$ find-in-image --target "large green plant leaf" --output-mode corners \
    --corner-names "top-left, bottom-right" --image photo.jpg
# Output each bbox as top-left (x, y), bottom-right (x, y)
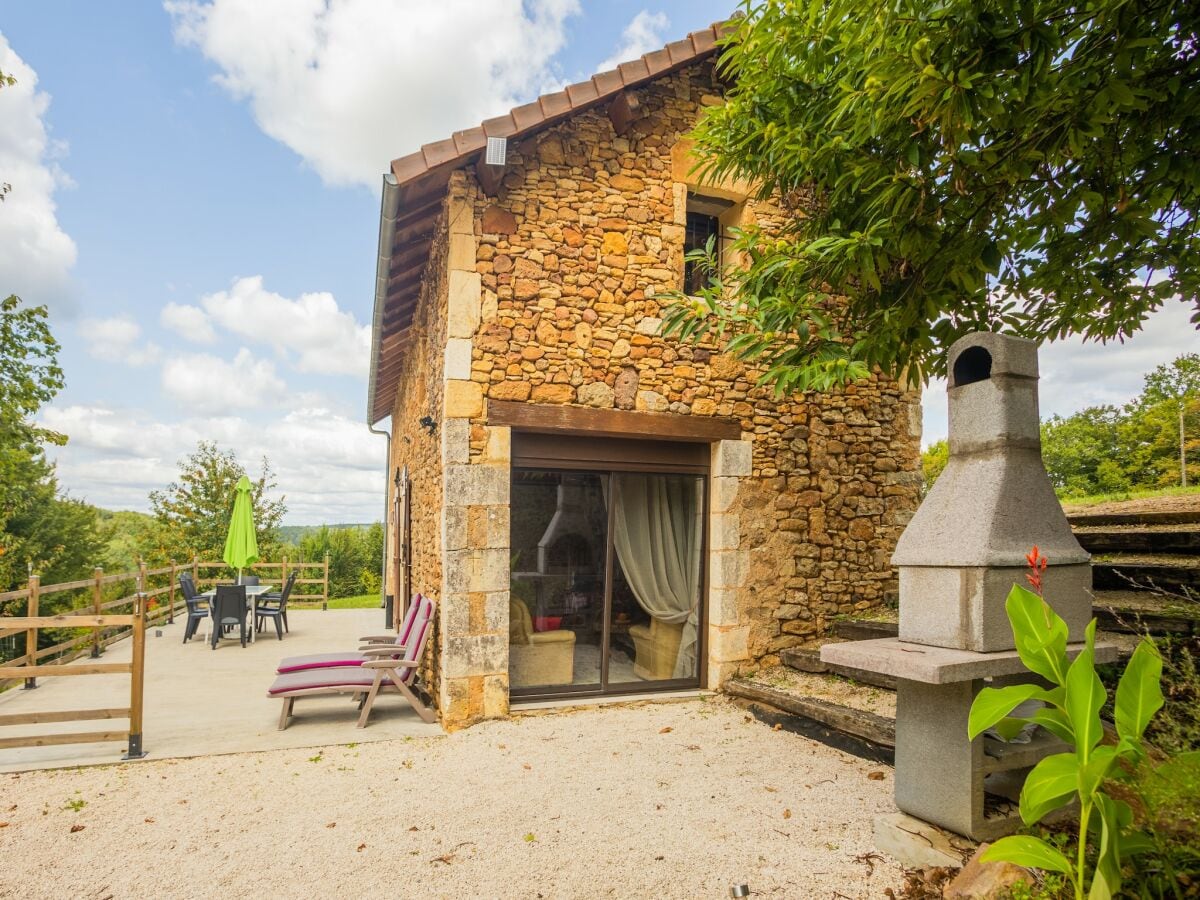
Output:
top-left (1114, 638), bottom-right (1164, 745)
top-left (1005, 585), bottom-right (1070, 686)
top-left (967, 683), bottom-right (1049, 739)
top-left (1020, 752), bottom-right (1079, 825)
top-left (1065, 620), bottom-right (1105, 756)
top-left (1079, 745), bottom-right (1118, 798)
top-left (980, 835), bottom-right (1073, 875)
top-left (1089, 793), bottom-right (1132, 899)
top-left (1030, 707), bottom-right (1075, 744)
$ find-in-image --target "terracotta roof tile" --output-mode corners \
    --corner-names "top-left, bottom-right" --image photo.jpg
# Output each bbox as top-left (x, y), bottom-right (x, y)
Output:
top-left (564, 79), bottom-right (600, 106)
top-left (480, 113), bottom-right (518, 137)
top-left (591, 68), bottom-right (624, 95)
top-left (452, 127), bottom-right (485, 155)
top-left (643, 48), bottom-right (674, 76)
top-left (617, 59), bottom-right (651, 83)
top-left (510, 100), bottom-right (545, 131)
top-left (539, 90), bottom-right (572, 118)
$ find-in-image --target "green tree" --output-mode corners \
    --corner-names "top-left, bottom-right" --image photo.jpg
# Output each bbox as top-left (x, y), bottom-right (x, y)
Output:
top-left (665, 1), bottom-right (1200, 392)
top-left (148, 441), bottom-right (286, 564)
top-left (920, 440), bottom-right (948, 494)
top-left (1138, 353), bottom-right (1200, 487)
top-left (1041, 406), bottom-right (1131, 496)
top-left (0, 295), bottom-right (98, 591)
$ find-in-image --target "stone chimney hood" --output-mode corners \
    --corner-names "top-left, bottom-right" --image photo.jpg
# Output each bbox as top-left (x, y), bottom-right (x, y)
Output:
top-left (894, 332), bottom-right (1087, 569)
top-left (892, 332), bottom-right (1091, 651)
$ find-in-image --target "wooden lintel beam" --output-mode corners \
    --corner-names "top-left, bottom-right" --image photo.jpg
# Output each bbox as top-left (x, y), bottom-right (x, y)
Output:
top-left (486, 400), bottom-right (741, 442)
top-left (475, 156), bottom-right (504, 197)
top-left (608, 90), bottom-right (641, 136)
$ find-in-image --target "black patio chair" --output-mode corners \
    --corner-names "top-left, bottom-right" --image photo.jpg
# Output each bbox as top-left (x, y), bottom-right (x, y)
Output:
top-left (238, 574), bottom-right (260, 586)
top-left (180, 573), bottom-right (209, 644)
top-left (211, 585), bottom-right (248, 649)
top-left (256, 571), bottom-right (296, 640)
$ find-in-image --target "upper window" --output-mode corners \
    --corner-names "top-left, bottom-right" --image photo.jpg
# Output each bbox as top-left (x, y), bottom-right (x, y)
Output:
top-left (683, 193), bottom-right (734, 295)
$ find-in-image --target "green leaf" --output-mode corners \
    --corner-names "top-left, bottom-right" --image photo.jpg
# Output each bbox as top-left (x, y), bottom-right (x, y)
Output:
top-left (968, 683), bottom-right (1047, 739)
top-left (1065, 620), bottom-right (1106, 756)
top-left (1019, 753), bottom-right (1079, 825)
top-left (1006, 585), bottom-right (1070, 685)
top-left (980, 835), bottom-right (1073, 875)
top-left (1114, 639), bottom-right (1164, 745)
top-left (1079, 745), bottom-right (1118, 798)
top-left (1089, 793), bottom-right (1129, 899)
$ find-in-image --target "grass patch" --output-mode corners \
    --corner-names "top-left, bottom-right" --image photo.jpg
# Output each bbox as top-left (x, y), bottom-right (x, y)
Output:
top-left (326, 594), bottom-right (381, 609)
top-left (1061, 483), bottom-right (1200, 508)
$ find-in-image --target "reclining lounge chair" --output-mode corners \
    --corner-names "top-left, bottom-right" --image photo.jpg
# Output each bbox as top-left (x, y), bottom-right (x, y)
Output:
top-left (275, 594), bottom-right (429, 674)
top-left (268, 597), bottom-right (436, 729)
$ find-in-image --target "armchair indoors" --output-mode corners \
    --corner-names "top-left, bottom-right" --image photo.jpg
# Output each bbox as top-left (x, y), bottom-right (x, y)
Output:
top-left (509, 598), bottom-right (575, 687)
top-left (629, 617), bottom-right (684, 681)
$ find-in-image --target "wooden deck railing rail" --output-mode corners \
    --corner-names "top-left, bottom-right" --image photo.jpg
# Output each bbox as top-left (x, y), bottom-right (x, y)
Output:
top-left (0, 593), bottom-right (147, 759)
top-left (0, 555), bottom-right (330, 695)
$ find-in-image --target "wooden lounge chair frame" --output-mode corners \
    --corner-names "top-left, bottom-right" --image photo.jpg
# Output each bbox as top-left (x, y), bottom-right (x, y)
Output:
top-left (270, 598), bottom-right (437, 730)
top-left (274, 650), bottom-right (436, 729)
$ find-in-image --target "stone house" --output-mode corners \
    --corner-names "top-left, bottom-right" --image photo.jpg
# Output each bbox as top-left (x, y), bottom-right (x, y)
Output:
top-left (366, 23), bottom-right (923, 729)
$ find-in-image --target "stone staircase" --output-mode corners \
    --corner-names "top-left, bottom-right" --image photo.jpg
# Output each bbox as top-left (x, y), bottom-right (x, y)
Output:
top-left (1069, 508), bottom-right (1200, 636)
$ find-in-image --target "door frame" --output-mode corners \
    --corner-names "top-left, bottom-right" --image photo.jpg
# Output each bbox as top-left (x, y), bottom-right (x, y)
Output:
top-left (507, 442), bottom-right (710, 701)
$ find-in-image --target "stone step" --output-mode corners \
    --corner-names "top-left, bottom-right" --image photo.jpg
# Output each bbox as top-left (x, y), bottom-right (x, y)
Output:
top-left (1067, 509), bottom-right (1200, 527)
top-left (832, 618), bottom-right (898, 641)
top-left (780, 647), bottom-right (898, 690)
top-left (726, 678), bottom-right (896, 749)
top-left (1073, 524), bottom-right (1200, 554)
top-left (1092, 554), bottom-right (1200, 593)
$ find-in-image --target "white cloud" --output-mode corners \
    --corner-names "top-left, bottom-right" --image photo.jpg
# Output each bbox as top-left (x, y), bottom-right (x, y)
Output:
top-left (921, 303), bottom-right (1200, 445)
top-left (161, 301), bottom-right (217, 343)
top-left (0, 34), bottom-right (78, 315)
top-left (79, 316), bottom-right (161, 366)
top-left (595, 10), bottom-right (670, 73)
top-left (196, 275), bottom-right (369, 376)
top-left (165, 0), bottom-right (580, 188)
top-left (40, 403), bottom-right (385, 523)
top-left (161, 347), bottom-right (287, 414)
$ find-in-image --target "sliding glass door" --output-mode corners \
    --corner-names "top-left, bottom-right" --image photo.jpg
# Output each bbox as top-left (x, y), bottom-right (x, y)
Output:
top-left (509, 466), bottom-right (706, 699)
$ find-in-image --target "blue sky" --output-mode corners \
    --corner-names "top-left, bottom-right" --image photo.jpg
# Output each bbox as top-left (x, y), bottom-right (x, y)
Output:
top-left (1, 1), bottom-right (1196, 524)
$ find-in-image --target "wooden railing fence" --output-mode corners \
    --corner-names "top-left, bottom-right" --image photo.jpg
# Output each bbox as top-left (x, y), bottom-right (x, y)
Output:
top-left (0, 555), bottom-right (329, 693)
top-left (0, 590), bottom-right (147, 758)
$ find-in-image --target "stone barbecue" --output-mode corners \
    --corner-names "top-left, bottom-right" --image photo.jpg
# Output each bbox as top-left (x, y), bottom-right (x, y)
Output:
top-left (824, 332), bottom-right (1116, 839)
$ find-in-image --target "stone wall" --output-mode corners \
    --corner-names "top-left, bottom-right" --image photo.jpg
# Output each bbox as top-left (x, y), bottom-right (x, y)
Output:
top-left (458, 62), bottom-right (923, 691)
top-left (387, 200), bottom-right (450, 702)
top-left (387, 63), bottom-right (922, 729)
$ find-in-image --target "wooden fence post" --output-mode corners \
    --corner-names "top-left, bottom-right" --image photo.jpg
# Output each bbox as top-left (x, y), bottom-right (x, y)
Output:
top-left (192, 556), bottom-right (199, 589)
top-left (281, 556), bottom-right (288, 595)
top-left (322, 554), bottom-right (329, 611)
top-left (124, 591), bottom-right (147, 759)
top-left (24, 573), bottom-right (39, 689)
top-left (168, 560), bottom-right (176, 624)
top-left (91, 567), bottom-right (104, 658)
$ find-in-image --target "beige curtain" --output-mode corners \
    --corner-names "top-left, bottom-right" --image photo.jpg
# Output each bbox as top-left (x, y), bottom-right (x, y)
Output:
top-left (608, 474), bottom-right (702, 678)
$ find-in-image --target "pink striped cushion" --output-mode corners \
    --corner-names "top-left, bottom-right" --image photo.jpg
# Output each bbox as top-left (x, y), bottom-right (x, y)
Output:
top-left (269, 666), bottom-right (376, 694)
top-left (276, 652), bottom-right (365, 674)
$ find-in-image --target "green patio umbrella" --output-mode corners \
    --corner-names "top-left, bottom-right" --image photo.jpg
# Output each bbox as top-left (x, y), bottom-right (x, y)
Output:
top-left (222, 475), bottom-right (259, 581)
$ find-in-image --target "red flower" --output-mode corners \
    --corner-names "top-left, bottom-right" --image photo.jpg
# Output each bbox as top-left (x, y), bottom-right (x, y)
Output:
top-left (1025, 545), bottom-right (1048, 595)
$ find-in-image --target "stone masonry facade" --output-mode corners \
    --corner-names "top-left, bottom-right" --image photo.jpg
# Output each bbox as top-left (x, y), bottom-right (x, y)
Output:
top-left (388, 62), bottom-right (923, 729)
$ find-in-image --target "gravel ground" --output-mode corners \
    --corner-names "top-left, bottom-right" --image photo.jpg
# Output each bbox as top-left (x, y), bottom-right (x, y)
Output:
top-left (0, 697), bottom-right (902, 899)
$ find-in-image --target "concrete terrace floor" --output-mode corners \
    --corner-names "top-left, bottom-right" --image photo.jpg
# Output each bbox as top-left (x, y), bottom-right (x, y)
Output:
top-left (0, 608), bottom-right (441, 772)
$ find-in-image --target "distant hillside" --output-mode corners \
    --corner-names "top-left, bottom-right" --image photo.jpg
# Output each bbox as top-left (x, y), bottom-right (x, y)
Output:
top-left (278, 523), bottom-right (376, 543)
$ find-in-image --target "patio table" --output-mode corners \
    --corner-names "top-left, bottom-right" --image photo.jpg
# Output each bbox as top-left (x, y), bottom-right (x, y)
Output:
top-left (198, 584), bottom-right (274, 644)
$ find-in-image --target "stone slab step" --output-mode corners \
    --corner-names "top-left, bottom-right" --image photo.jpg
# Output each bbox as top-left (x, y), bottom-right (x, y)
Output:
top-left (1094, 605), bottom-right (1199, 636)
top-left (725, 678), bottom-right (896, 749)
top-left (780, 647), bottom-right (898, 690)
top-left (1068, 509), bottom-right (1200, 527)
top-left (832, 619), bottom-right (898, 641)
top-left (1093, 555), bottom-right (1200, 592)
top-left (1073, 525), bottom-right (1200, 554)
